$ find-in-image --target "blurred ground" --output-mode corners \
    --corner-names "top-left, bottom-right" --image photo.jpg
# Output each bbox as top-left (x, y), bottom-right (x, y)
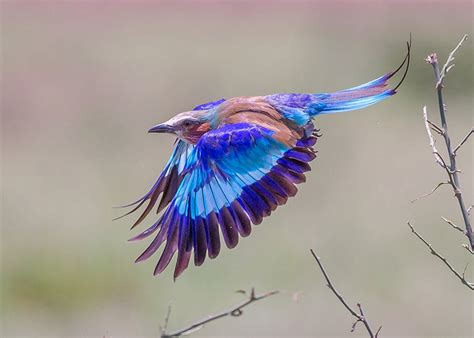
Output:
top-left (1, 1), bottom-right (473, 337)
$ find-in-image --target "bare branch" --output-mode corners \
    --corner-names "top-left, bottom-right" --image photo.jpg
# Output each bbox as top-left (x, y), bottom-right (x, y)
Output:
top-left (407, 222), bottom-right (473, 290)
top-left (441, 216), bottom-right (465, 234)
top-left (424, 34), bottom-right (474, 250)
top-left (411, 182), bottom-right (449, 203)
top-left (435, 34), bottom-right (468, 88)
top-left (310, 249), bottom-right (380, 337)
top-left (453, 128), bottom-right (473, 155)
top-left (160, 288), bottom-right (278, 337)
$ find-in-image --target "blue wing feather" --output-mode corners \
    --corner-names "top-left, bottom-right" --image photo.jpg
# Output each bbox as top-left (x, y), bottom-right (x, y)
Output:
top-left (130, 123), bottom-right (317, 278)
top-left (193, 98), bottom-right (226, 111)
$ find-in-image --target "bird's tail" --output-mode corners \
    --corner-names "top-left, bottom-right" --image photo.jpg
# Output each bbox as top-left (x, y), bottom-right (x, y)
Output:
top-left (308, 39), bottom-right (411, 116)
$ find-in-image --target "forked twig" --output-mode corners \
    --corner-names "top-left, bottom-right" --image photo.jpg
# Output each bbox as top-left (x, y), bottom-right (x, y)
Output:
top-left (423, 34), bottom-right (473, 250)
top-left (427, 120), bottom-right (443, 135)
top-left (310, 249), bottom-right (381, 337)
top-left (435, 34), bottom-right (468, 88)
top-left (411, 35), bottom-right (473, 291)
top-left (407, 222), bottom-right (473, 290)
top-left (160, 288), bottom-right (278, 337)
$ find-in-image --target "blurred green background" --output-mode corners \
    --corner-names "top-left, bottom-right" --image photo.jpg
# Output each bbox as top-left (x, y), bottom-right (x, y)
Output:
top-left (1, 1), bottom-right (473, 337)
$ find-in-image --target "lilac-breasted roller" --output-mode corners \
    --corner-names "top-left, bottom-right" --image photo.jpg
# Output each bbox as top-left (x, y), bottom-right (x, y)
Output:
top-left (119, 42), bottom-right (410, 279)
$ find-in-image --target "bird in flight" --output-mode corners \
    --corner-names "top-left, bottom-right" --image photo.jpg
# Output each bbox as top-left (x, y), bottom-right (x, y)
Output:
top-left (118, 42), bottom-right (410, 279)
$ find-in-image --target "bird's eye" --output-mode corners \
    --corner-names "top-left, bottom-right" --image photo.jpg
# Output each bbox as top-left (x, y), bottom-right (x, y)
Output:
top-left (183, 120), bottom-right (195, 128)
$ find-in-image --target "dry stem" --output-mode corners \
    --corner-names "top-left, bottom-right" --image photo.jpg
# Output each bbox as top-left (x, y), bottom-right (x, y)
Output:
top-left (407, 222), bottom-right (473, 290)
top-left (160, 288), bottom-right (278, 337)
top-left (310, 249), bottom-right (381, 337)
top-left (423, 34), bottom-right (473, 249)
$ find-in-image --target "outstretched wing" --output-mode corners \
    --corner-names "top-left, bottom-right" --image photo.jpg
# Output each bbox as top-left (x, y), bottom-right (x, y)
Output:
top-left (131, 122), bottom-right (317, 279)
top-left (116, 140), bottom-right (194, 229)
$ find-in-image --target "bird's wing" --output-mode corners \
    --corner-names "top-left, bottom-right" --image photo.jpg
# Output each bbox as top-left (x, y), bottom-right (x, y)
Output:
top-left (117, 140), bottom-right (194, 229)
top-left (131, 121), bottom-right (317, 279)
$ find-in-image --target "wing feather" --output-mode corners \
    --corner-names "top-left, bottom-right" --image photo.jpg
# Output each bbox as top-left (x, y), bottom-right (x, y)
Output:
top-left (126, 121), bottom-right (317, 278)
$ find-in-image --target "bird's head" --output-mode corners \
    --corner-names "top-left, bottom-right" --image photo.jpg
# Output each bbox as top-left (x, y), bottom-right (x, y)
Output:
top-left (148, 110), bottom-right (212, 144)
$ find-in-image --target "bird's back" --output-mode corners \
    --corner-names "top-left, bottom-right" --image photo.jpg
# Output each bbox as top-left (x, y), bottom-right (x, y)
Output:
top-left (213, 96), bottom-right (305, 148)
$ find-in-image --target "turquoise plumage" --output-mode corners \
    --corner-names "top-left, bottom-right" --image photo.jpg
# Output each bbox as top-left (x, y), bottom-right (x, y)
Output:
top-left (119, 42), bottom-right (410, 279)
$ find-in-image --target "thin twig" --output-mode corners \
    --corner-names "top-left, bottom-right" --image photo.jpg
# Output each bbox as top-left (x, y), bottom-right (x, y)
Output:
top-left (462, 244), bottom-right (474, 255)
top-left (407, 222), bottom-right (473, 290)
top-left (411, 182), bottom-right (449, 203)
top-left (159, 305), bottom-right (172, 336)
top-left (453, 128), bottom-right (473, 155)
top-left (160, 288), bottom-right (278, 337)
top-left (427, 120), bottom-right (444, 135)
top-left (422, 106), bottom-right (445, 168)
top-left (441, 216), bottom-right (465, 234)
top-left (310, 249), bottom-right (381, 337)
top-left (435, 34), bottom-right (468, 88)
top-left (461, 264), bottom-right (470, 279)
top-left (425, 34), bottom-right (474, 250)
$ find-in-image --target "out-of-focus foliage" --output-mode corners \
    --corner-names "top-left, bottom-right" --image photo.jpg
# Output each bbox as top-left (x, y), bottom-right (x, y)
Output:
top-left (1, 1), bottom-right (472, 337)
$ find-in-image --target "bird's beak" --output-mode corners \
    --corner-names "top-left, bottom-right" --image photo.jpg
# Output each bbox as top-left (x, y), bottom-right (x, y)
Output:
top-left (148, 123), bottom-right (175, 134)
